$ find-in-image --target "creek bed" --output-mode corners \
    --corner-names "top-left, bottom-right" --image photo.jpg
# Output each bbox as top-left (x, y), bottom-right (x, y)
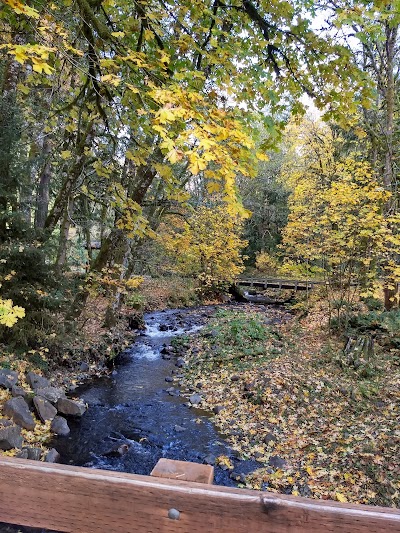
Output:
top-left (51, 306), bottom-right (259, 486)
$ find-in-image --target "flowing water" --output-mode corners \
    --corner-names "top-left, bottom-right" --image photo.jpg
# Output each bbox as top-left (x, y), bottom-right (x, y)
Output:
top-left (52, 306), bottom-right (259, 485)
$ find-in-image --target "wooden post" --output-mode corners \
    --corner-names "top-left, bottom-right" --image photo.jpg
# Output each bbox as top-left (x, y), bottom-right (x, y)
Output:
top-left (151, 458), bottom-right (214, 484)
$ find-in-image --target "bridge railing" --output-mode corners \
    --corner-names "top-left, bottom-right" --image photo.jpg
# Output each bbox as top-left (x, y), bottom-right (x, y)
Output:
top-left (0, 457), bottom-right (399, 532)
top-left (237, 278), bottom-right (323, 290)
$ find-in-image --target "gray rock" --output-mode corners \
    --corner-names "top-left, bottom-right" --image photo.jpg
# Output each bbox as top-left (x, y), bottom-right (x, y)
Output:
top-left (104, 443), bottom-right (130, 457)
top-left (36, 386), bottom-right (66, 404)
top-left (176, 357), bottom-right (186, 368)
top-left (45, 448), bottom-right (60, 463)
top-left (26, 372), bottom-right (49, 390)
top-left (161, 346), bottom-right (173, 355)
top-left (0, 368), bottom-right (19, 389)
top-left (79, 361), bottom-right (89, 372)
top-left (231, 375), bottom-right (240, 382)
top-left (204, 454), bottom-right (216, 465)
top-left (174, 425), bottom-right (185, 432)
top-left (165, 387), bottom-right (180, 397)
top-left (165, 376), bottom-right (174, 382)
top-left (189, 393), bottom-right (202, 405)
top-left (11, 385), bottom-right (28, 399)
top-left (263, 433), bottom-right (277, 445)
top-left (230, 471), bottom-right (247, 483)
top-left (0, 419), bottom-right (23, 450)
top-left (3, 397), bottom-right (35, 430)
top-left (16, 448), bottom-right (29, 459)
top-left (25, 447), bottom-right (42, 461)
top-left (57, 398), bottom-right (87, 416)
top-left (161, 353), bottom-right (171, 360)
top-left (268, 455), bottom-right (286, 469)
top-left (213, 405), bottom-right (224, 415)
top-left (50, 416), bottom-right (70, 437)
top-left (33, 396), bottom-right (57, 422)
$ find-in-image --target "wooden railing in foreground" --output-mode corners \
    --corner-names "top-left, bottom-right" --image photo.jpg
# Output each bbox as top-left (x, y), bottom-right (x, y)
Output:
top-left (0, 456), bottom-right (399, 533)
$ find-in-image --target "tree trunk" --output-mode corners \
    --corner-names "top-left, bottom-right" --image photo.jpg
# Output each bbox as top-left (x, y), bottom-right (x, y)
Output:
top-left (34, 136), bottom-right (52, 230)
top-left (55, 196), bottom-right (74, 272)
top-left (382, 23), bottom-right (398, 310)
top-left (68, 159), bottom-right (158, 321)
top-left (0, 38), bottom-right (22, 241)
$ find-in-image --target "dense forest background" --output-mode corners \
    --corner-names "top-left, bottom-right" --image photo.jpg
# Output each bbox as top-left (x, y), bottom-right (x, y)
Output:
top-left (0, 0), bottom-right (398, 357)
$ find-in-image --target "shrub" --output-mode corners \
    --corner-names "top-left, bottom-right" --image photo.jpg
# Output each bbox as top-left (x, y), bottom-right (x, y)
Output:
top-left (255, 252), bottom-right (279, 275)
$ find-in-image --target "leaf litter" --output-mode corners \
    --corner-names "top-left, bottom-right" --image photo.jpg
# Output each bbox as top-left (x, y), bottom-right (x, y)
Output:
top-left (182, 305), bottom-right (399, 507)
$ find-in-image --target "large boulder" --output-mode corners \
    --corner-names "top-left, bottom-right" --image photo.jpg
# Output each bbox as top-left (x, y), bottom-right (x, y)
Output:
top-left (0, 369), bottom-right (19, 389)
top-left (3, 397), bottom-right (35, 430)
top-left (57, 398), bottom-right (87, 417)
top-left (33, 396), bottom-right (57, 423)
top-left (50, 416), bottom-right (70, 437)
top-left (26, 372), bottom-right (50, 390)
top-left (0, 419), bottom-right (23, 450)
top-left (11, 385), bottom-right (29, 399)
top-left (36, 387), bottom-right (66, 404)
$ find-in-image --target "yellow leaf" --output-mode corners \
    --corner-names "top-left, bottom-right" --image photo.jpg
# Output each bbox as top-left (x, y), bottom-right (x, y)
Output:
top-left (101, 74), bottom-right (121, 86)
top-left (17, 83), bottom-right (30, 95)
top-left (126, 84), bottom-right (140, 94)
top-left (336, 492), bottom-right (347, 503)
top-left (167, 149), bottom-right (183, 164)
top-left (306, 466), bottom-right (314, 476)
top-left (189, 158), bottom-right (207, 175)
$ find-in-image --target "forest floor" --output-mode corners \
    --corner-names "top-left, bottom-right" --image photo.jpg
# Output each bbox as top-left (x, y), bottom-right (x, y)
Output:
top-left (181, 303), bottom-right (400, 508)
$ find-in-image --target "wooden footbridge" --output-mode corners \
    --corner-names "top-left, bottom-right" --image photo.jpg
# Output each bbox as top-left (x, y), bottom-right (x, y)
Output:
top-left (237, 277), bottom-right (324, 291)
top-left (0, 456), bottom-right (399, 532)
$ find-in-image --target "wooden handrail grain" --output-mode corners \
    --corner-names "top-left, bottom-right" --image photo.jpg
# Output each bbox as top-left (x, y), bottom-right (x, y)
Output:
top-left (0, 457), bottom-right (399, 532)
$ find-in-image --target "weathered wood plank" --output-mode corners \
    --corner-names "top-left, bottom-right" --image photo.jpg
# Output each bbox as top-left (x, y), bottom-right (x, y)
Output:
top-left (151, 458), bottom-right (214, 484)
top-left (0, 457), bottom-right (399, 533)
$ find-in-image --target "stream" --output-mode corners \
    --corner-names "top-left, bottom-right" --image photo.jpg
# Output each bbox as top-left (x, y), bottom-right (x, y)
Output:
top-left (52, 305), bottom-right (259, 486)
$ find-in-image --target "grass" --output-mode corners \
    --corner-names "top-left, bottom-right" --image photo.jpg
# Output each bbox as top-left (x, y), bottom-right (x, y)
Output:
top-left (191, 308), bottom-right (281, 370)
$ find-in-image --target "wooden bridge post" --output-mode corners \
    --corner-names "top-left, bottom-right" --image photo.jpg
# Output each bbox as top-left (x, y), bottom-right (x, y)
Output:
top-left (151, 458), bottom-right (214, 484)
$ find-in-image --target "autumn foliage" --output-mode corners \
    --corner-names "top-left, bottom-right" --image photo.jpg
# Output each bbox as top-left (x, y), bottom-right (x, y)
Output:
top-left (160, 206), bottom-right (247, 296)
